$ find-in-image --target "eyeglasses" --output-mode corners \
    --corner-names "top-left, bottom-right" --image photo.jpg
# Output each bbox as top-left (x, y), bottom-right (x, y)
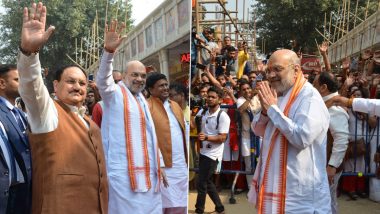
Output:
top-left (129, 71), bottom-right (146, 79)
top-left (265, 64), bottom-right (294, 74)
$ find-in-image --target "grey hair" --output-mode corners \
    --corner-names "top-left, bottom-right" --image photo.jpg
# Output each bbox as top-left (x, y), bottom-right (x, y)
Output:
top-left (124, 60), bottom-right (145, 73)
top-left (289, 52), bottom-right (301, 66)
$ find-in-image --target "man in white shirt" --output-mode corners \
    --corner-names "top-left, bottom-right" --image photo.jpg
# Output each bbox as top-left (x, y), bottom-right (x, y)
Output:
top-left (236, 80), bottom-right (261, 186)
top-left (194, 86), bottom-right (230, 214)
top-left (248, 49), bottom-right (331, 213)
top-left (96, 20), bottom-right (165, 214)
top-left (314, 72), bottom-right (349, 214)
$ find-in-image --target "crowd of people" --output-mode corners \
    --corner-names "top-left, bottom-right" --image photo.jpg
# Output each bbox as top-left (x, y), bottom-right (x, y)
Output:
top-left (190, 26), bottom-right (380, 214)
top-left (1, 2), bottom-right (189, 214)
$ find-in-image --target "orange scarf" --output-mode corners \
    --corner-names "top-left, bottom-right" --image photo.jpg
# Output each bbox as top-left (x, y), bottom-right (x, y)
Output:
top-left (257, 71), bottom-right (306, 214)
top-left (120, 85), bottom-right (162, 192)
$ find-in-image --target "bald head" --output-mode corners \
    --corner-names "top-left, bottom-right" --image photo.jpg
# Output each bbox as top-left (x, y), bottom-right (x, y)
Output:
top-left (266, 49), bottom-right (302, 95)
top-left (123, 60), bottom-right (146, 95)
top-left (269, 49), bottom-right (300, 66)
top-left (125, 60), bottom-right (145, 74)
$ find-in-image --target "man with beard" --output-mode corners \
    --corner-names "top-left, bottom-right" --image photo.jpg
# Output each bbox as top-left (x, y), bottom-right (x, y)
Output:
top-left (248, 49), bottom-right (331, 213)
top-left (17, 3), bottom-right (108, 213)
top-left (0, 65), bottom-right (31, 214)
top-left (96, 20), bottom-right (166, 214)
top-left (194, 86), bottom-right (230, 214)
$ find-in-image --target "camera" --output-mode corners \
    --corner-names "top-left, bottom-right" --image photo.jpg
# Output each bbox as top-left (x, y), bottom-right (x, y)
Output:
top-left (190, 96), bottom-right (206, 108)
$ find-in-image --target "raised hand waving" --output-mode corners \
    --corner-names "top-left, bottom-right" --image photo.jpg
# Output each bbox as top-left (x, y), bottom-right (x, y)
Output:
top-left (21, 2), bottom-right (55, 54)
top-left (104, 19), bottom-right (127, 53)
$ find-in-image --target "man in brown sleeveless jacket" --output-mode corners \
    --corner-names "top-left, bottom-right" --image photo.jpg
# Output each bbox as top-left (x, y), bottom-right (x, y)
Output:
top-left (16, 2), bottom-right (108, 214)
top-left (146, 73), bottom-right (188, 213)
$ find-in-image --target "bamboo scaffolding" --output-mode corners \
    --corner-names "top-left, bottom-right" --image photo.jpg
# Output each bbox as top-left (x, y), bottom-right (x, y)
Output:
top-left (342, 0), bottom-right (347, 38)
top-left (354, 0), bottom-right (359, 28)
top-left (85, 31), bottom-right (90, 69)
top-left (80, 38), bottom-right (83, 66)
top-left (365, 0), bottom-right (370, 20)
top-left (324, 12), bottom-right (327, 39)
top-left (96, 10), bottom-right (100, 59)
top-left (337, 0), bottom-right (345, 39)
top-left (66, 54), bottom-right (86, 71)
top-left (315, 28), bottom-right (333, 44)
top-left (350, 11), bottom-right (364, 23)
top-left (333, 4), bottom-right (341, 42)
top-left (328, 12), bottom-right (332, 40)
top-left (315, 38), bottom-right (321, 56)
top-left (75, 38), bottom-right (78, 62)
top-left (371, 1), bottom-right (380, 50)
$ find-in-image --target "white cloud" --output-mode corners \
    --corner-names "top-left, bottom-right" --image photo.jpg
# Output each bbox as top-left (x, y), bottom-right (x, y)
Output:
top-left (131, 0), bottom-right (164, 25)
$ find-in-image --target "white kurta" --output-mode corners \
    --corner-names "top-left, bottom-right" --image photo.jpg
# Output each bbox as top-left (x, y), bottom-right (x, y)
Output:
top-left (96, 52), bottom-right (163, 214)
top-left (160, 100), bottom-right (188, 208)
top-left (352, 98), bottom-right (380, 117)
top-left (250, 82), bottom-right (332, 213)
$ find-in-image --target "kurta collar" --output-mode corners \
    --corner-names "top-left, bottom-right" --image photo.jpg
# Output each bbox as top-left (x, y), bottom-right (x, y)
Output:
top-left (322, 92), bottom-right (339, 102)
top-left (54, 97), bottom-right (86, 117)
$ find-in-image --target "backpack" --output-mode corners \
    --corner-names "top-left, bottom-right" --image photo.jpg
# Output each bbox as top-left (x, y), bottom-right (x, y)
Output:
top-left (199, 108), bottom-right (223, 130)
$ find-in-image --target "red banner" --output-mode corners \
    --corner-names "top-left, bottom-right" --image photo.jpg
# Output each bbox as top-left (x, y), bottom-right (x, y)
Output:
top-left (301, 57), bottom-right (321, 73)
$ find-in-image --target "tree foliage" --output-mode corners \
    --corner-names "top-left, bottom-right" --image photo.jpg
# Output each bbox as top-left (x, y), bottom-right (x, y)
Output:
top-left (253, 0), bottom-right (377, 54)
top-left (0, 0), bottom-right (133, 70)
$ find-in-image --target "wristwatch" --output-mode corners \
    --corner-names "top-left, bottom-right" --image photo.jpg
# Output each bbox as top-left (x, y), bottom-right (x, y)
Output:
top-left (204, 135), bottom-right (208, 141)
top-left (19, 46), bottom-right (39, 56)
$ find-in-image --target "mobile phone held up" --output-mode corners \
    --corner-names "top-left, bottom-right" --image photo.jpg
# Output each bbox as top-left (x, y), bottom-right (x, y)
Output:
top-left (196, 63), bottom-right (206, 70)
top-left (88, 74), bottom-right (94, 81)
top-left (251, 73), bottom-right (263, 89)
top-left (225, 81), bottom-right (232, 89)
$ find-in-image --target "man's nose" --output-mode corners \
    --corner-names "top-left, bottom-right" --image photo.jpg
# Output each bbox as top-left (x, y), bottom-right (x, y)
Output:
top-left (267, 70), bottom-right (276, 79)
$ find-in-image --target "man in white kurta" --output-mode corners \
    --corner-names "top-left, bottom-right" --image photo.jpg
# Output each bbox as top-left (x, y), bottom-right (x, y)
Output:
top-left (161, 100), bottom-right (188, 211)
top-left (96, 21), bottom-right (164, 214)
top-left (326, 96), bottom-right (380, 116)
top-left (248, 49), bottom-right (331, 213)
top-left (146, 73), bottom-right (188, 213)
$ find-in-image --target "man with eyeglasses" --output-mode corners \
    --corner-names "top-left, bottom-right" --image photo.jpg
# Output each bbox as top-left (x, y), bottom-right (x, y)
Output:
top-left (248, 49), bottom-right (331, 213)
top-left (96, 20), bottom-right (166, 214)
top-left (17, 3), bottom-right (108, 213)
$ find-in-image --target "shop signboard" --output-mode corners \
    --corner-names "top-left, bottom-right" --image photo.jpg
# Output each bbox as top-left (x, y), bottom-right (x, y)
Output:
top-left (301, 57), bottom-right (321, 73)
